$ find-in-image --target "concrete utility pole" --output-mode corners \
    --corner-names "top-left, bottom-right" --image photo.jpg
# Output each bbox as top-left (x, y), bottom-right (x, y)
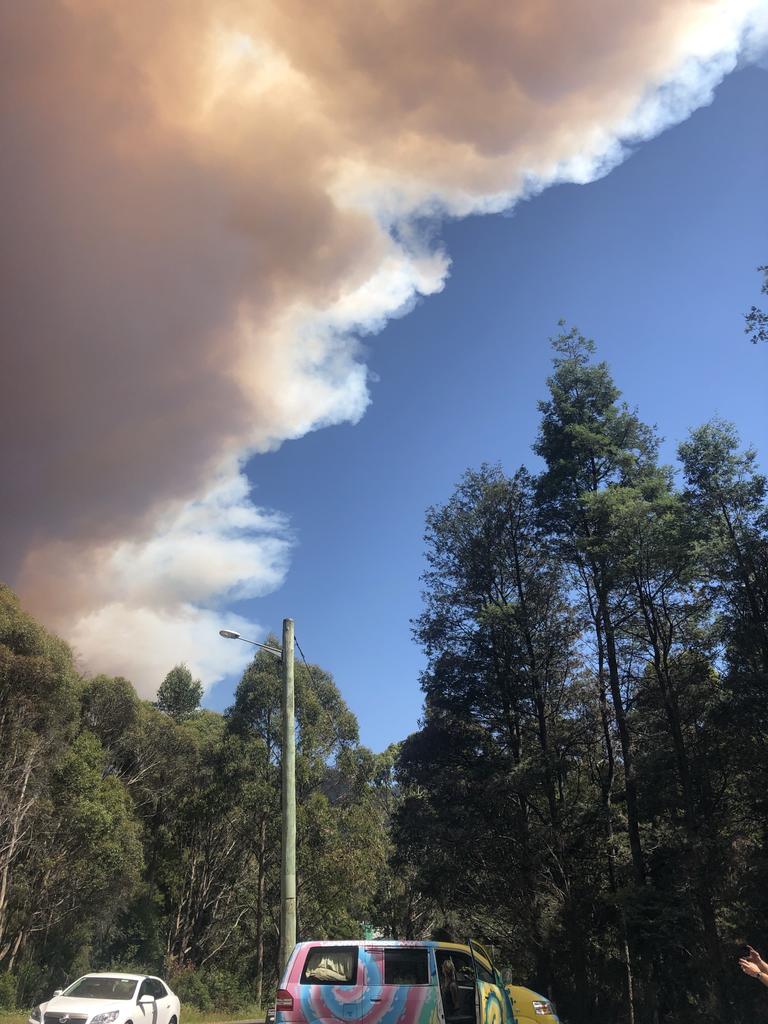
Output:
top-left (218, 621), bottom-right (297, 976)
top-left (279, 617), bottom-right (296, 976)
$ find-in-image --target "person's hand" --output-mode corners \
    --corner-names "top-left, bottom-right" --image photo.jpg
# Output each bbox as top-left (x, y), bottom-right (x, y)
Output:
top-left (740, 959), bottom-right (761, 978)
top-left (746, 946), bottom-right (768, 973)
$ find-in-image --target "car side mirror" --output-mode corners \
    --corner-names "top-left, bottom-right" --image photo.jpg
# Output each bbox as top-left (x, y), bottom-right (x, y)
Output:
top-left (53, 991), bottom-right (63, 998)
top-left (138, 996), bottom-right (155, 1005)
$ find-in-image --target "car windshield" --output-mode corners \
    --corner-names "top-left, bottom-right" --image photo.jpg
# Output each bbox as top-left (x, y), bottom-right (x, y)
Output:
top-left (64, 978), bottom-right (137, 1000)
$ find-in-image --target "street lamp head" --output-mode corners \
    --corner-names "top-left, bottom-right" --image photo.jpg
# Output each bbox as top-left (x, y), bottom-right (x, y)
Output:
top-left (218, 628), bottom-right (283, 658)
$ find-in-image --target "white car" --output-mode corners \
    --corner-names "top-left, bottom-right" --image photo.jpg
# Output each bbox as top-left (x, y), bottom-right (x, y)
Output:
top-left (29, 974), bottom-right (180, 1024)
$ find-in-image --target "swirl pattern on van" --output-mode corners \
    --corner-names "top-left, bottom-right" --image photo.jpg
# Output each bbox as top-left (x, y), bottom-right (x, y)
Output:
top-left (479, 985), bottom-right (504, 1024)
top-left (298, 946), bottom-right (440, 1024)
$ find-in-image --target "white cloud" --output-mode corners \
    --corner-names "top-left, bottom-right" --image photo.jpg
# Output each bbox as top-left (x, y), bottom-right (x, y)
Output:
top-left (19, 465), bottom-right (291, 694)
top-left (69, 602), bottom-right (258, 698)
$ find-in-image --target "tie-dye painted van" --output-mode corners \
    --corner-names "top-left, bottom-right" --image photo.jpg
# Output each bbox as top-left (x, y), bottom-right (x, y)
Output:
top-left (275, 941), bottom-right (515, 1024)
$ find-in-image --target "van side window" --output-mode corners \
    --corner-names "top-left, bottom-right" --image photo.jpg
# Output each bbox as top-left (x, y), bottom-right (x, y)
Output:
top-left (474, 959), bottom-right (494, 985)
top-left (383, 949), bottom-right (429, 985)
top-left (301, 947), bottom-right (358, 985)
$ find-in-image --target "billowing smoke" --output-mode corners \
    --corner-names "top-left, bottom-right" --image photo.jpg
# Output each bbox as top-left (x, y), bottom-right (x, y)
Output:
top-left (2, 0), bottom-right (765, 693)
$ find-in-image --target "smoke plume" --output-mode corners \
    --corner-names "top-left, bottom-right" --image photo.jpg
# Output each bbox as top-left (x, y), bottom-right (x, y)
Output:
top-left (1, 0), bottom-right (765, 692)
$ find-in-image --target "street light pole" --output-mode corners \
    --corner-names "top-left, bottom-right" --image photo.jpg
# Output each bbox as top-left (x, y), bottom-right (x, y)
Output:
top-left (218, 621), bottom-right (297, 974)
top-left (279, 617), bottom-right (296, 975)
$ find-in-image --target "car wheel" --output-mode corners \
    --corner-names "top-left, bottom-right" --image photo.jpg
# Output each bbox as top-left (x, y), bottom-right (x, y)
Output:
top-left (169, 1016), bottom-right (177, 1024)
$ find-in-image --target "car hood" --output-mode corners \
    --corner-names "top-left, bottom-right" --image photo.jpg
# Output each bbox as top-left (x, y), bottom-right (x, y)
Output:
top-left (504, 986), bottom-right (559, 1024)
top-left (42, 998), bottom-right (133, 1017)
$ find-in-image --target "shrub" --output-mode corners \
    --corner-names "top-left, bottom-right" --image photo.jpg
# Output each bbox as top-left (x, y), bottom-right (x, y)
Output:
top-left (199, 969), bottom-right (250, 1013)
top-left (0, 973), bottom-right (18, 1010)
top-left (168, 968), bottom-right (212, 1012)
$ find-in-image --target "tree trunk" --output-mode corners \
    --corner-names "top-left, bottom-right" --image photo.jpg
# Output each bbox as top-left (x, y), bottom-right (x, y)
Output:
top-left (597, 636), bottom-right (636, 1024)
top-left (634, 580), bottom-right (727, 1019)
top-left (254, 813), bottom-right (267, 1007)
top-left (0, 747), bottom-right (36, 960)
top-left (599, 594), bottom-right (645, 885)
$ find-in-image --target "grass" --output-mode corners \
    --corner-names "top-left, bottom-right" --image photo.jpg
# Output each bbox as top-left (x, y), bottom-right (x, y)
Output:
top-left (181, 1006), bottom-right (264, 1024)
top-left (0, 1007), bottom-right (264, 1024)
top-left (0, 1012), bottom-right (26, 1024)
top-left (0, 1013), bottom-right (26, 1024)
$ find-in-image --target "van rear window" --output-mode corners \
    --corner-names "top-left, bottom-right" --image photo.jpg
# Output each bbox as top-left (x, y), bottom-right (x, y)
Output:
top-left (301, 947), bottom-right (358, 985)
top-left (384, 949), bottom-right (429, 985)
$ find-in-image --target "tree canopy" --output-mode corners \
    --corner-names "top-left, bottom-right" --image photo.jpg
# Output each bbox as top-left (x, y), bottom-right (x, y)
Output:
top-left (2, 324), bottom-right (766, 1024)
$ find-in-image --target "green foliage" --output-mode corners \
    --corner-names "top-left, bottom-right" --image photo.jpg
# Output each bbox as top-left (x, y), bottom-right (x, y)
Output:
top-left (148, 964), bottom-right (256, 1016)
top-left (0, 593), bottom-right (390, 1011)
top-left (0, 585), bottom-right (90, 997)
top-left (82, 675), bottom-right (140, 746)
top-left (0, 976), bottom-right (17, 1010)
top-left (195, 968), bottom-right (252, 1013)
top-left (1, 321), bottom-right (766, 1024)
top-left (49, 730), bottom-right (144, 906)
top-left (169, 967), bottom-right (214, 1011)
top-left (395, 330), bottom-right (768, 1024)
top-left (156, 664), bottom-right (204, 722)
top-left (535, 324), bottom-right (659, 523)
top-left (744, 264), bottom-right (768, 344)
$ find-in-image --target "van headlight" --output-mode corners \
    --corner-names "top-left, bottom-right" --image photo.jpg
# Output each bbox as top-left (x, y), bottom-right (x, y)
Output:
top-left (30, 1009), bottom-right (41, 1022)
top-left (532, 1001), bottom-right (553, 1016)
top-left (91, 1012), bottom-right (120, 1024)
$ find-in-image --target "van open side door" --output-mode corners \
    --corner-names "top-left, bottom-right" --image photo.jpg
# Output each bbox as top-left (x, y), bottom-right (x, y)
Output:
top-left (468, 941), bottom-right (509, 1024)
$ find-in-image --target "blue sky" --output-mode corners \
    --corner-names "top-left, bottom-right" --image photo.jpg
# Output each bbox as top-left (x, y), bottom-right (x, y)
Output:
top-left (205, 65), bottom-right (768, 752)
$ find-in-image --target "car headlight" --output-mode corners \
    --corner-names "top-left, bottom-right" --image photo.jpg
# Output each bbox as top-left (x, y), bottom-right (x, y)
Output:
top-left (90, 1012), bottom-right (120, 1024)
top-left (30, 1009), bottom-right (41, 1022)
top-left (532, 1001), bottom-right (553, 1016)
